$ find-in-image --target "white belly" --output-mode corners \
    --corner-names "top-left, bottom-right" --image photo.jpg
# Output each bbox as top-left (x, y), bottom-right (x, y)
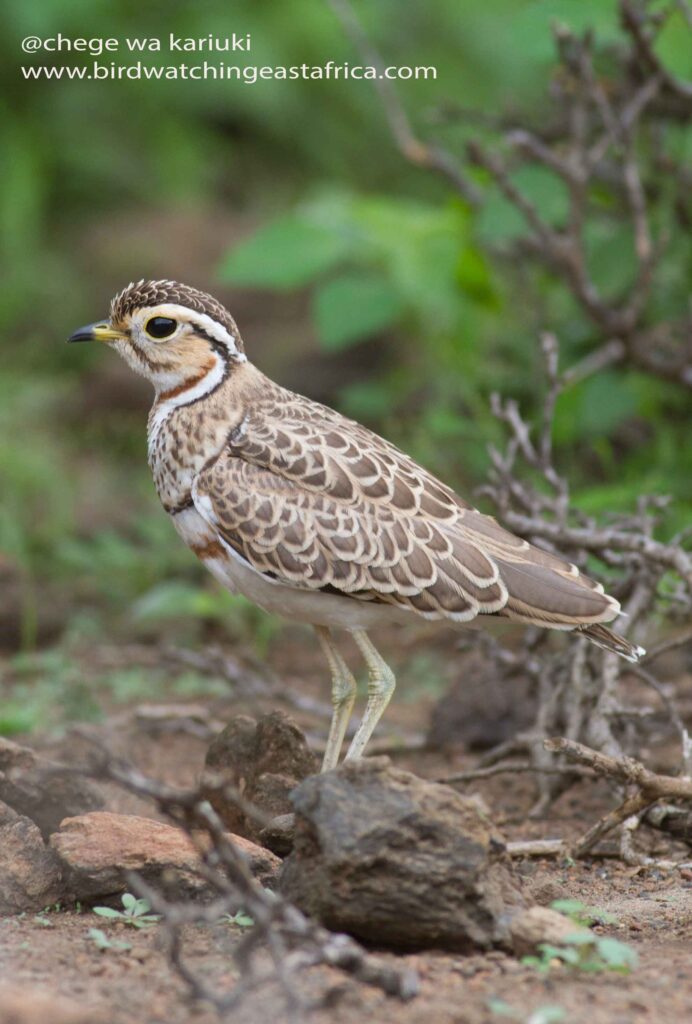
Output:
top-left (172, 507), bottom-right (414, 631)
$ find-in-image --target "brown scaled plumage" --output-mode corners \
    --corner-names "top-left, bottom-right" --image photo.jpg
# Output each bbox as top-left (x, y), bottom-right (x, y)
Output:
top-left (68, 280), bottom-right (644, 769)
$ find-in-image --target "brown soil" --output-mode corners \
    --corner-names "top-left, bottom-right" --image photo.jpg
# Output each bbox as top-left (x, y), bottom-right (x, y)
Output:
top-left (1, 628), bottom-right (691, 1024)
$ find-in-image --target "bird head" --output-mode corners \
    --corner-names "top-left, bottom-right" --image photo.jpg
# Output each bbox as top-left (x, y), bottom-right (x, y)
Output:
top-left (68, 280), bottom-right (245, 395)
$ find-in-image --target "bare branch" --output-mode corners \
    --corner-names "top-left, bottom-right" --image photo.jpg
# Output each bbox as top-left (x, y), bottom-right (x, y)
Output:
top-left (326, 0), bottom-right (481, 206)
top-left (621, 0), bottom-right (692, 102)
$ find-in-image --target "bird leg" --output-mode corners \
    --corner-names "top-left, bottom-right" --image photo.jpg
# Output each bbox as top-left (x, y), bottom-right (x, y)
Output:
top-left (315, 626), bottom-right (358, 771)
top-left (345, 630), bottom-right (396, 761)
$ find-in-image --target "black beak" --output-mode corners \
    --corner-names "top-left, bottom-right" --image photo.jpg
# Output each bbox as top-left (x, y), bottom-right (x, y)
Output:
top-left (67, 321), bottom-right (124, 343)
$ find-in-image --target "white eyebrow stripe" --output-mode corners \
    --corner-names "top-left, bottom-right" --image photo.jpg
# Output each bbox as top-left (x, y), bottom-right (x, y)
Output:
top-left (145, 303), bottom-right (246, 359)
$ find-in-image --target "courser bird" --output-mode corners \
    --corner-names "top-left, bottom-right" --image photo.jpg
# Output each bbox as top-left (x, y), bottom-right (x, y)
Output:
top-left (69, 280), bottom-right (644, 769)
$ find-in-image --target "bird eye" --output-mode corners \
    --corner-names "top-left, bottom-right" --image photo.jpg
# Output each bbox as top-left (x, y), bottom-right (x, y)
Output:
top-left (145, 316), bottom-right (177, 339)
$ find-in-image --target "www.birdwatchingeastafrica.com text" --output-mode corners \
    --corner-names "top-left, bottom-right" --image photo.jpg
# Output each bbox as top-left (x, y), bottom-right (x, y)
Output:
top-left (21, 60), bottom-right (437, 82)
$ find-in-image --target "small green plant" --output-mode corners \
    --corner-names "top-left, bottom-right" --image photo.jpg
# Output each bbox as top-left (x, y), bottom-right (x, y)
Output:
top-left (224, 910), bottom-right (254, 929)
top-left (92, 893), bottom-right (161, 929)
top-left (522, 932), bottom-right (638, 975)
top-left (88, 927), bottom-right (132, 952)
top-left (550, 898), bottom-right (617, 927)
top-left (487, 998), bottom-right (565, 1024)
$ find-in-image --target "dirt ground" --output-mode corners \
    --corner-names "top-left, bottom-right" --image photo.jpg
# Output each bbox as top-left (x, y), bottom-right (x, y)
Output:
top-left (1, 627), bottom-right (691, 1024)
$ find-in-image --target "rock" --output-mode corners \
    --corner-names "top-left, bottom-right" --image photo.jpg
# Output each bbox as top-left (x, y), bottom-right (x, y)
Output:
top-left (509, 906), bottom-right (590, 956)
top-left (0, 800), bottom-right (63, 914)
top-left (259, 812), bottom-right (296, 857)
top-left (428, 653), bottom-right (535, 751)
top-left (50, 811), bottom-right (280, 899)
top-left (0, 988), bottom-right (94, 1024)
top-left (280, 758), bottom-right (525, 951)
top-left (202, 711), bottom-right (317, 843)
top-left (0, 737), bottom-right (104, 838)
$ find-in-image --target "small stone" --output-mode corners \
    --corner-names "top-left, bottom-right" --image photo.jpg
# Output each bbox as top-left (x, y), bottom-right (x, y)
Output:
top-left (509, 906), bottom-right (590, 956)
top-left (50, 811), bottom-right (281, 900)
top-left (202, 711), bottom-right (317, 843)
top-left (259, 813), bottom-right (296, 857)
top-left (0, 800), bottom-right (63, 914)
top-left (527, 878), bottom-right (565, 906)
top-left (0, 737), bottom-right (103, 838)
top-left (280, 757), bottom-right (525, 951)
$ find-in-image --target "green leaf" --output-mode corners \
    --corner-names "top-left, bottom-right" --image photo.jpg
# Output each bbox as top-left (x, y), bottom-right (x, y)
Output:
top-left (226, 911), bottom-right (255, 928)
top-left (88, 928), bottom-right (112, 949)
top-left (455, 245), bottom-right (499, 308)
top-left (313, 273), bottom-right (404, 351)
top-left (528, 1008), bottom-right (566, 1024)
top-left (487, 998), bottom-right (518, 1018)
top-left (88, 927), bottom-right (132, 952)
top-left (594, 937), bottom-right (638, 972)
top-left (92, 906), bottom-right (123, 919)
top-left (121, 893), bottom-right (138, 912)
top-left (550, 898), bottom-right (587, 916)
top-left (219, 214), bottom-right (349, 290)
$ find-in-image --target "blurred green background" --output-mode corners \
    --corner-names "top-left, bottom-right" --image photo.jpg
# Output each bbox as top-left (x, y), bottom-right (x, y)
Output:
top-left (1, 0), bottom-right (690, 732)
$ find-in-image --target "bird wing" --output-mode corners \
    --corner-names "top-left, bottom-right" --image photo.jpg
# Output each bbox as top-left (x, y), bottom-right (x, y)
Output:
top-left (191, 388), bottom-right (619, 627)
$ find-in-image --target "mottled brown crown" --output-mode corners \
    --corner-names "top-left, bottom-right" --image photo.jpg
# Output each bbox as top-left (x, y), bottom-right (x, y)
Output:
top-left (110, 279), bottom-right (244, 352)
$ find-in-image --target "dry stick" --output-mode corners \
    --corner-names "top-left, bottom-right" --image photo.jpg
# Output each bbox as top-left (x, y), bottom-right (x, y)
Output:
top-left (326, 0), bottom-right (481, 206)
top-left (442, 760), bottom-right (595, 784)
top-left (505, 839), bottom-right (567, 858)
top-left (544, 737), bottom-right (692, 857)
top-left (544, 737), bottom-right (692, 800)
top-left (621, 0), bottom-right (692, 101)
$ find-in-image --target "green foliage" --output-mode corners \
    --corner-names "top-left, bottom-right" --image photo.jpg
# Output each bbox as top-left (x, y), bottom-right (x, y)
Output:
top-left (312, 272), bottom-right (404, 351)
top-left (88, 927), bottom-right (132, 952)
top-left (522, 931), bottom-right (638, 975)
top-left (487, 1000), bottom-right (566, 1024)
top-left (225, 910), bottom-right (254, 929)
top-left (0, 644), bottom-right (230, 737)
top-left (92, 893), bottom-right (160, 929)
top-left (220, 214), bottom-right (350, 290)
top-left (550, 898), bottom-right (617, 927)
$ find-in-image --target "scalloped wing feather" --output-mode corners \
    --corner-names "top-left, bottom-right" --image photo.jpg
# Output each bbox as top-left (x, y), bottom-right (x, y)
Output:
top-left (190, 388), bottom-right (621, 629)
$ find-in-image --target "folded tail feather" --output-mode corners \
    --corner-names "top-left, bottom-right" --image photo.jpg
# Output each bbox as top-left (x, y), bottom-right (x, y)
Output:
top-left (578, 622), bottom-right (645, 663)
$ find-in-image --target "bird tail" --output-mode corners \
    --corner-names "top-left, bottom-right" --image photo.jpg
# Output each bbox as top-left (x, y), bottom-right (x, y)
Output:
top-left (578, 622), bottom-right (645, 663)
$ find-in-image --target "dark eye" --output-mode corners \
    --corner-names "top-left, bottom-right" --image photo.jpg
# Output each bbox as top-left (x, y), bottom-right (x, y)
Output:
top-left (145, 316), bottom-right (177, 339)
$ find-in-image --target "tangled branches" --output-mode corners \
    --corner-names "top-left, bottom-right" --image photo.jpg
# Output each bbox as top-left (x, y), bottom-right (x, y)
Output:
top-left (465, 330), bottom-right (692, 822)
top-left (465, 0), bottom-right (692, 390)
top-left (80, 750), bottom-right (418, 1017)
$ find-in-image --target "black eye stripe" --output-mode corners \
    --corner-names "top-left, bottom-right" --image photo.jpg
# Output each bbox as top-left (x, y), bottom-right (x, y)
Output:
top-left (145, 316), bottom-right (177, 339)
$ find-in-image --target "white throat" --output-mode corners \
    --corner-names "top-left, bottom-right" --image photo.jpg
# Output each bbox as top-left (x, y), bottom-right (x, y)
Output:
top-left (147, 351), bottom-right (227, 459)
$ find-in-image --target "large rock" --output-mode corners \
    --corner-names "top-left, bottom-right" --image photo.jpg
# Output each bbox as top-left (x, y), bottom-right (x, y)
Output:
top-left (202, 711), bottom-right (317, 841)
top-left (0, 800), bottom-right (63, 914)
top-left (0, 988), bottom-right (93, 1024)
top-left (0, 737), bottom-right (103, 838)
top-left (280, 758), bottom-right (525, 951)
top-left (50, 811), bottom-right (280, 899)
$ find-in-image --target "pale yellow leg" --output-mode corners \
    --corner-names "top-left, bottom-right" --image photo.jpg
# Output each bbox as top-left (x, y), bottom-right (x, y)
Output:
top-left (315, 626), bottom-right (358, 771)
top-left (345, 630), bottom-right (396, 760)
